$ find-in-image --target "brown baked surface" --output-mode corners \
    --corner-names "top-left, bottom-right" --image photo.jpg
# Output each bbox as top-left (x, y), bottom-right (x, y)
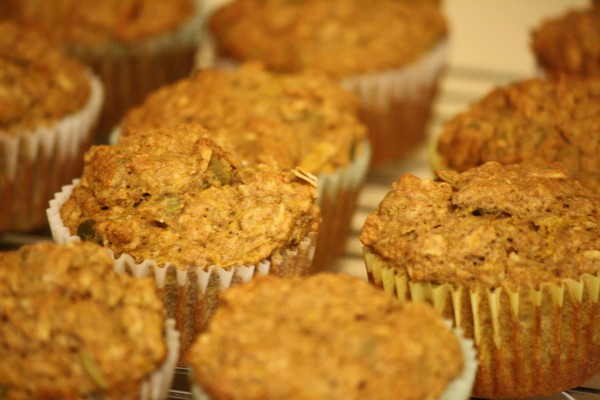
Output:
top-left (208, 0), bottom-right (447, 78)
top-left (531, 5), bottom-right (600, 78)
top-left (0, 21), bottom-right (90, 136)
top-left (435, 77), bottom-right (600, 194)
top-left (60, 124), bottom-right (320, 268)
top-left (189, 273), bottom-right (464, 400)
top-left (0, 241), bottom-right (166, 399)
top-left (122, 63), bottom-right (366, 174)
top-left (5, 0), bottom-right (196, 45)
top-left (361, 162), bottom-right (600, 289)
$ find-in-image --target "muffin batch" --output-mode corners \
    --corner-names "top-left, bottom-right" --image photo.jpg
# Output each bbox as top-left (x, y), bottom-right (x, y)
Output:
top-left (1, 0), bottom-right (600, 399)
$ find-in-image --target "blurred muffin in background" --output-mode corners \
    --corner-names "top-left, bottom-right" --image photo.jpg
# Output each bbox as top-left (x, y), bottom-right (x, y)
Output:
top-left (199, 0), bottom-right (449, 167)
top-left (0, 21), bottom-right (103, 233)
top-left (433, 76), bottom-right (600, 194)
top-left (48, 124), bottom-right (320, 361)
top-left (119, 63), bottom-right (369, 271)
top-left (4, 0), bottom-right (202, 141)
top-left (361, 161), bottom-right (600, 398)
top-left (531, 3), bottom-right (600, 78)
top-left (188, 273), bottom-right (477, 400)
top-left (0, 241), bottom-right (179, 399)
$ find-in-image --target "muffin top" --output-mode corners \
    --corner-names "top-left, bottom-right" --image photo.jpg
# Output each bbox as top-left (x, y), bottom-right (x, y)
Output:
top-left (60, 124), bottom-right (320, 268)
top-left (5, 0), bottom-right (196, 45)
top-left (531, 5), bottom-right (600, 78)
top-left (361, 162), bottom-right (600, 290)
top-left (189, 273), bottom-right (464, 400)
top-left (435, 77), bottom-right (600, 194)
top-left (0, 21), bottom-right (91, 136)
top-left (208, 0), bottom-right (448, 78)
top-left (0, 241), bottom-right (167, 399)
top-left (121, 63), bottom-right (367, 173)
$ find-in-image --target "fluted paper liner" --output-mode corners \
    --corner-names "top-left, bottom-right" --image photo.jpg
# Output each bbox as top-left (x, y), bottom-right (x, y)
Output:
top-left (138, 319), bottom-right (180, 400)
top-left (48, 181), bottom-right (317, 363)
top-left (110, 127), bottom-right (371, 272)
top-left (363, 247), bottom-right (600, 398)
top-left (188, 312), bottom-right (477, 400)
top-left (0, 71), bottom-right (103, 232)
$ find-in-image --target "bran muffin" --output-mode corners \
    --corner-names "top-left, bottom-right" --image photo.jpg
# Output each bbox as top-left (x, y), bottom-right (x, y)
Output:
top-left (0, 21), bottom-right (103, 233)
top-left (5, 0), bottom-right (203, 140)
top-left (188, 273), bottom-right (477, 400)
top-left (433, 76), bottom-right (600, 195)
top-left (360, 161), bottom-right (600, 398)
top-left (47, 124), bottom-right (320, 361)
top-left (199, 0), bottom-right (449, 166)
top-left (118, 63), bottom-right (369, 271)
top-left (0, 241), bottom-right (179, 400)
top-left (531, 4), bottom-right (600, 78)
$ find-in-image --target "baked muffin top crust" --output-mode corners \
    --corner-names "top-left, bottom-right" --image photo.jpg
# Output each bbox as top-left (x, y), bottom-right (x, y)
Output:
top-left (6, 0), bottom-right (196, 45)
top-left (0, 21), bottom-right (90, 136)
top-left (0, 241), bottom-right (166, 399)
top-left (435, 77), bottom-right (600, 194)
top-left (208, 0), bottom-right (448, 78)
top-left (531, 5), bottom-right (600, 78)
top-left (361, 162), bottom-right (600, 290)
top-left (121, 63), bottom-right (367, 173)
top-left (189, 273), bottom-right (464, 400)
top-left (60, 124), bottom-right (320, 268)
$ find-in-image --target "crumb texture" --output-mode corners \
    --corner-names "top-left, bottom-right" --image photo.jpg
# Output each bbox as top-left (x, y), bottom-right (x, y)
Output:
top-left (122, 63), bottom-right (366, 173)
top-left (61, 125), bottom-right (320, 268)
top-left (532, 5), bottom-right (600, 77)
top-left (209, 0), bottom-right (447, 77)
top-left (3, 0), bottom-right (196, 45)
top-left (436, 77), bottom-right (600, 194)
top-left (0, 241), bottom-right (166, 399)
top-left (189, 273), bottom-right (464, 400)
top-left (0, 21), bottom-right (90, 135)
top-left (361, 162), bottom-right (600, 289)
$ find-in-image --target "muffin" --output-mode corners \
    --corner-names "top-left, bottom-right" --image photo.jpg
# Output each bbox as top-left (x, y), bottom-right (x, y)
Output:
top-left (47, 124), bottom-right (320, 361)
top-left (118, 63), bottom-right (369, 271)
top-left (0, 241), bottom-right (179, 399)
top-left (433, 76), bottom-right (600, 195)
top-left (188, 273), bottom-right (477, 400)
top-left (5, 0), bottom-right (203, 140)
top-left (0, 21), bottom-right (103, 233)
top-left (198, 0), bottom-right (449, 166)
top-left (360, 161), bottom-right (600, 398)
top-left (531, 4), bottom-right (600, 78)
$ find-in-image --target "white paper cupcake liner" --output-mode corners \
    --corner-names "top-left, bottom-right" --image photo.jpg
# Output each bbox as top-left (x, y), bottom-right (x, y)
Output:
top-left (363, 247), bottom-right (600, 398)
top-left (0, 70), bottom-right (103, 232)
top-left (138, 319), bottom-right (180, 400)
top-left (48, 181), bottom-right (317, 360)
top-left (339, 41), bottom-right (449, 108)
top-left (311, 140), bottom-right (371, 270)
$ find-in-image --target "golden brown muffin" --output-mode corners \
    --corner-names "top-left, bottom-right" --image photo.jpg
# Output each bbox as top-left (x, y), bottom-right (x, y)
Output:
top-left (0, 21), bottom-right (103, 232)
top-left (201, 0), bottom-right (449, 166)
top-left (188, 273), bottom-right (477, 400)
top-left (361, 161), bottom-right (600, 398)
top-left (49, 123), bottom-right (320, 360)
top-left (120, 63), bottom-right (369, 271)
top-left (531, 5), bottom-right (600, 78)
top-left (434, 76), bottom-right (600, 195)
top-left (5, 0), bottom-right (202, 140)
top-left (0, 241), bottom-right (177, 399)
